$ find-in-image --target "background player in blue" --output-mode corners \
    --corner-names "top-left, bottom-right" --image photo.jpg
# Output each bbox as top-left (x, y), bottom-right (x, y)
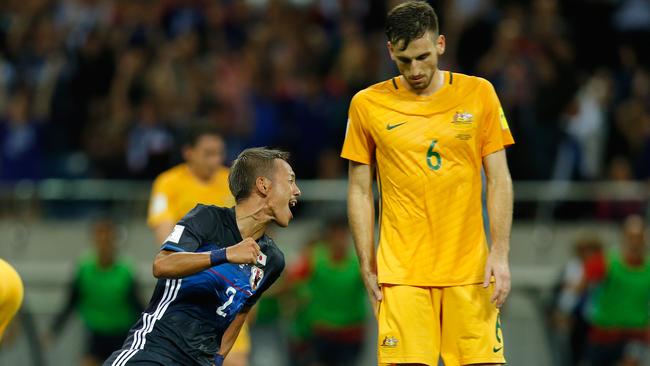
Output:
top-left (104, 147), bottom-right (301, 366)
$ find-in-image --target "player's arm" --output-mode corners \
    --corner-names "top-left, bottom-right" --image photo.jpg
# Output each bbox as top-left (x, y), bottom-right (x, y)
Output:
top-left (482, 149), bottom-right (513, 307)
top-left (152, 238), bottom-right (261, 278)
top-left (347, 161), bottom-right (382, 312)
top-left (214, 309), bottom-right (249, 365)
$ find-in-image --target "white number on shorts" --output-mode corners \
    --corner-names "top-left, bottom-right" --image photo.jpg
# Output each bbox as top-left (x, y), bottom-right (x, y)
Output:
top-left (216, 287), bottom-right (236, 317)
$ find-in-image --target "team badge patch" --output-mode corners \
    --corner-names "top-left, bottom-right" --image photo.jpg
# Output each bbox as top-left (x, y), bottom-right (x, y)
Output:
top-left (451, 111), bottom-right (474, 130)
top-left (250, 266), bottom-right (264, 291)
top-left (499, 107), bottom-right (510, 129)
top-left (381, 335), bottom-right (399, 347)
top-left (165, 225), bottom-right (184, 244)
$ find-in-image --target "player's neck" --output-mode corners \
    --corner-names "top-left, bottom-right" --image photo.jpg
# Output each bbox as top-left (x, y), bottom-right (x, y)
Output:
top-left (401, 68), bottom-right (445, 96)
top-left (233, 202), bottom-right (269, 240)
top-left (185, 164), bottom-right (213, 184)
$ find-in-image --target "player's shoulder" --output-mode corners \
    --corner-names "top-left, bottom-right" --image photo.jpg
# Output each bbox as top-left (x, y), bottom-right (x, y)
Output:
top-left (351, 78), bottom-right (397, 103)
top-left (183, 203), bottom-right (230, 223)
top-left (179, 204), bottom-right (233, 241)
top-left (153, 164), bottom-right (188, 185)
top-left (449, 72), bottom-right (492, 90)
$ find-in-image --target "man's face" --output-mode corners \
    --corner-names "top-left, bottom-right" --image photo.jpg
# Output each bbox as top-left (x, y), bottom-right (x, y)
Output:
top-left (265, 159), bottom-right (301, 227)
top-left (93, 222), bottom-right (116, 264)
top-left (186, 135), bottom-right (225, 179)
top-left (623, 219), bottom-right (647, 259)
top-left (388, 30), bottom-right (445, 92)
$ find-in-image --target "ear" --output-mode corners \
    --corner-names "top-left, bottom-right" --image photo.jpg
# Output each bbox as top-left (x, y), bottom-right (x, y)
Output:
top-left (182, 146), bottom-right (192, 162)
top-left (255, 176), bottom-right (270, 196)
top-left (436, 34), bottom-right (446, 56)
top-left (387, 41), bottom-right (396, 61)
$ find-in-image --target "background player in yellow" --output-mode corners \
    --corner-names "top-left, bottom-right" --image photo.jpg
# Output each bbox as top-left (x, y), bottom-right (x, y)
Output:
top-left (147, 126), bottom-right (248, 366)
top-left (341, 2), bottom-right (514, 365)
top-left (148, 127), bottom-right (234, 245)
top-left (0, 258), bottom-right (23, 343)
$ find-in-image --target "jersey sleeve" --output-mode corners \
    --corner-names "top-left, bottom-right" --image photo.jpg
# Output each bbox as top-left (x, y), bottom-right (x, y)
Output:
top-left (243, 244), bottom-right (285, 308)
top-left (160, 204), bottom-right (213, 252)
top-left (480, 79), bottom-right (515, 157)
top-left (340, 92), bottom-right (375, 165)
top-left (147, 174), bottom-right (175, 228)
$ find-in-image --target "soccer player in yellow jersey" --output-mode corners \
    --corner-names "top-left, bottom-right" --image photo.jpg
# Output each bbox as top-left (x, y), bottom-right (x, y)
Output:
top-left (147, 127), bottom-right (248, 366)
top-left (341, 2), bottom-right (514, 366)
top-left (148, 127), bottom-right (235, 245)
top-left (0, 258), bottom-right (23, 343)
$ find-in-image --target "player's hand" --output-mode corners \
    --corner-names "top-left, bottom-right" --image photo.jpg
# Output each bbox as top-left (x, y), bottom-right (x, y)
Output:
top-left (361, 268), bottom-right (383, 317)
top-left (226, 238), bottom-right (260, 264)
top-left (483, 249), bottom-right (511, 308)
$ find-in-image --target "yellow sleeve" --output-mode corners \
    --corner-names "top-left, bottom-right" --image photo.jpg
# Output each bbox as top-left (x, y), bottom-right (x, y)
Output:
top-left (480, 80), bottom-right (515, 157)
top-left (340, 92), bottom-right (375, 165)
top-left (147, 174), bottom-right (176, 228)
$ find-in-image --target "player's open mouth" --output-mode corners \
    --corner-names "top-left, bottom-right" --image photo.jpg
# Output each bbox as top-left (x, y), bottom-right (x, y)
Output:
top-left (289, 199), bottom-right (297, 208)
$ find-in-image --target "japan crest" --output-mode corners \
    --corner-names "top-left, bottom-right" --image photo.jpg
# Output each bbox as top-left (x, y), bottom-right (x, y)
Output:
top-left (250, 266), bottom-right (264, 291)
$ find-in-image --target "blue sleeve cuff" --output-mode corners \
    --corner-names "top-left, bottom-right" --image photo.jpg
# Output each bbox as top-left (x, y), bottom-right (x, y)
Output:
top-left (160, 243), bottom-right (186, 252)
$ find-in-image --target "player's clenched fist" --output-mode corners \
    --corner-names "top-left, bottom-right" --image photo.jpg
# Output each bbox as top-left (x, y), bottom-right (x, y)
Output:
top-left (226, 238), bottom-right (260, 264)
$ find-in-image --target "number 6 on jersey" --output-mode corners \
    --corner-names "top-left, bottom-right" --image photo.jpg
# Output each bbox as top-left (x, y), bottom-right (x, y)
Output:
top-left (427, 139), bottom-right (442, 171)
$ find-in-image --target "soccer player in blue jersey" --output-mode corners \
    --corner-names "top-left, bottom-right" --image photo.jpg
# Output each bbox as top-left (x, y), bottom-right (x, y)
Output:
top-left (104, 147), bottom-right (301, 366)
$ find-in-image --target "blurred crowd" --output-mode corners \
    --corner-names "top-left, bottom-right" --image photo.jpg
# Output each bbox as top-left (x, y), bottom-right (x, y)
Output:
top-left (0, 0), bottom-right (648, 184)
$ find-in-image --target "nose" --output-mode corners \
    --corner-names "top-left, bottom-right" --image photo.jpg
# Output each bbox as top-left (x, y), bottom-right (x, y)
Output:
top-left (411, 60), bottom-right (423, 74)
top-left (294, 184), bottom-right (301, 197)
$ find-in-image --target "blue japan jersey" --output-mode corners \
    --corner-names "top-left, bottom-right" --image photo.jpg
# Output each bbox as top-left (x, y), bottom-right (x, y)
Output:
top-left (105, 205), bottom-right (285, 366)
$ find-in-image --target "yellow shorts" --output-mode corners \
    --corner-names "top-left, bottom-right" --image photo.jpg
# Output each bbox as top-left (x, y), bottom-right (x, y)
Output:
top-left (231, 321), bottom-right (250, 353)
top-left (377, 283), bottom-right (505, 366)
top-left (0, 259), bottom-right (24, 341)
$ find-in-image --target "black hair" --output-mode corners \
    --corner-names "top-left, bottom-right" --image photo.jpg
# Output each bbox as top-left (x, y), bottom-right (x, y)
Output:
top-left (386, 1), bottom-right (439, 51)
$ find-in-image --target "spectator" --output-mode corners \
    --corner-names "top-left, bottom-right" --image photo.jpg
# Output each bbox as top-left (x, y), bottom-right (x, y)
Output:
top-left (583, 215), bottom-right (650, 366)
top-left (0, 89), bottom-right (44, 181)
top-left (125, 97), bottom-right (174, 179)
top-left (288, 217), bottom-right (367, 366)
top-left (49, 218), bottom-right (142, 366)
top-left (549, 236), bottom-right (603, 366)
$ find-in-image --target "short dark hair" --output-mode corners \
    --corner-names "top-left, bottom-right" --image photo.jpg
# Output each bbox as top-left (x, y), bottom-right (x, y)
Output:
top-left (183, 125), bottom-right (223, 148)
top-left (229, 147), bottom-right (290, 203)
top-left (386, 1), bottom-right (439, 51)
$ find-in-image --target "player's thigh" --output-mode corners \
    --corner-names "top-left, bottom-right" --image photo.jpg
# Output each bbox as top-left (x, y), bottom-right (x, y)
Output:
top-left (440, 283), bottom-right (505, 366)
top-left (378, 285), bottom-right (440, 366)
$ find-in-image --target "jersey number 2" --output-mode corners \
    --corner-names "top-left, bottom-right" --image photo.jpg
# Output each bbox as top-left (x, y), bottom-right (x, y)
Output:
top-left (427, 140), bottom-right (442, 171)
top-left (216, 287), bottom-right (236, 317)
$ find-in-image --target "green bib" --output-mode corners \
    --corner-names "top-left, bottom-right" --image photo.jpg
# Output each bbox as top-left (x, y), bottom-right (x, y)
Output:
top-left (303, 243), bottom-right (367, 328)
top-left (590, 252), bottom-right (650, 328)
top-left (76, 254), bottom-right (139, 334)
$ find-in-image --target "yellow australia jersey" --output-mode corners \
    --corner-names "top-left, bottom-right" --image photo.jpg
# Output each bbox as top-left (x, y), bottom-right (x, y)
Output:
top-left (341, 71), bottom-right (514, 286)
top-left (147, 163), bottom-right (235, 227)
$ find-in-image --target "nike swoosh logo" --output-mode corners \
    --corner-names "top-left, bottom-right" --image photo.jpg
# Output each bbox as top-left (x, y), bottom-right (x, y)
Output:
top-left (493, 346), bottom-right (503, 353)
top-left (386, 122), bottom-right (407, 130)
